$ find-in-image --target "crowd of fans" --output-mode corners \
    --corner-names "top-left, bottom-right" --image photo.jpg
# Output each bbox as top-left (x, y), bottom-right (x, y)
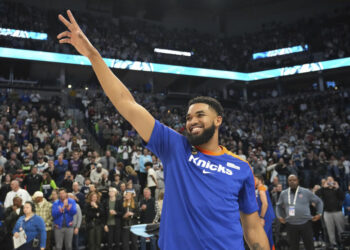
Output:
top-left (1, 1), bottom-right (350, 72)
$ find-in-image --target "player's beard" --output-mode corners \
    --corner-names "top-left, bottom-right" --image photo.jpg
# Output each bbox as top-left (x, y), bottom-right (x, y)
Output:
top-left (185, 122), bottom-right (216, 146)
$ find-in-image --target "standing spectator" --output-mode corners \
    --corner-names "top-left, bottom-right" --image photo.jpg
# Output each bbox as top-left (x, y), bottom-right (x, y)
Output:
top-left (4, 180), bottom-right (32, 208)
top-left (33, 191), bottom-right (53, 250)
top-left (36, 156), bottom-right (49, 175)
top-left (275, 158), bottom-right (290, 189)
top-left (145, 162), bottom-right (157, 198)
top-left (3, 197), bottom-right (24, 249)
top-left (41, 172), bottom-right (57, 200)
top-left (104, 187), bottom-right (123, 250)
top-left (68, 151), bottom-right (82, 177)
top-left (67, 193), bottom-right (82, 250)
top-left (52, 188), bottom-right (77, 250)
top-left (344, 183), bottom-right (350, 224)
top-left (111, 172), bottom-right (122, 191)
top-left (61, 171), bottom-right (74, 193)
top-left (54, 155), bottom-right (68, 186)
top-left (72, 182), bottom-right (85, 209)
top-left (276, 175), bottom-right (323, 250)
top-left (118, 142), bottom-right (131, 166)
top-left (153, 190), bottom-right (164, 223)
top-left (139, 188), bottom-right (157, 250)
top-left (23, 166), bottom-right (43, 195)
top-left (139, 149), bottom-right (152, 192)
top-left (155, 165), bottom-right (164, 200)
top-left (316, 176), bottom-right (345, 248)
top-left (85, 191), bottom-right (105, 250)
top-left (122, 192), bottom-right (138, 250)
top-left (303, 153), bottom-right (318, 189)
top-left (13, 201), bottom-right (46, 250)
top-left (0, 173), bottom-right (12, 203)
top-left (131, 149), bottom-right (141, 183)
top-left (100, 150), bottom-right (117, 171)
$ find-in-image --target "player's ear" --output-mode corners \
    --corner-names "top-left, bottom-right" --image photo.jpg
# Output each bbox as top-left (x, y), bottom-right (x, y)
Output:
top-left (214, 115), bottom-right (222, 127)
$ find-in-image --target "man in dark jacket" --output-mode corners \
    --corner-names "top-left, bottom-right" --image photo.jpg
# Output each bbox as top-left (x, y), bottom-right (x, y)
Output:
top-left (139, 187), bottom-right (157, 250)
top-left (23, 166), bottom-right (43, 195)
top-left (316, 176), bottom-right (345, 248)
top-left (4, 197), bottom-right (24, 249)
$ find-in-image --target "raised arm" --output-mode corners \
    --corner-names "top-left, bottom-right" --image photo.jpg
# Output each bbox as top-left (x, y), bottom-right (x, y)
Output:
top-left (57, 10), bottom-right (155, 142)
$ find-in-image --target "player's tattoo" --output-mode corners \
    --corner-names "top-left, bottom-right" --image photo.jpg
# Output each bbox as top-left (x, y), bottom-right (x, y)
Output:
top-left (251, 243), bottom-right (263, 250)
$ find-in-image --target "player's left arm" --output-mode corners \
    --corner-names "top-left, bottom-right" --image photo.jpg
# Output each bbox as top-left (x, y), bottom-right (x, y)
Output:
top-left (240, 211), bottom-right (270, 250)
top-left (258, 190), bottom-right (268, 225)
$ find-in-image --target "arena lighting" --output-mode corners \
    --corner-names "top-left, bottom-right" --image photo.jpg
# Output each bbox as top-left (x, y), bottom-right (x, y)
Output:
top-left (1, 47), bottom-right (350, 81)
top-left (0, 28), bottom-right (48, 40)
top-left (252, 45), bottom-right (309, 60)
top-left (154, 48), bottom-right (193, 57)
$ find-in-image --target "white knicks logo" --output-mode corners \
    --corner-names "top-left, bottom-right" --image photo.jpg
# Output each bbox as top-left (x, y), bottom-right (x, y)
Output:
top-left (188, 154), bottom-right (233, 176)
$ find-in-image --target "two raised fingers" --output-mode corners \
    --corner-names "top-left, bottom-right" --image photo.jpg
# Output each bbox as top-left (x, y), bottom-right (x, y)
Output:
top-left (57, 10), bottom-right (78, 41)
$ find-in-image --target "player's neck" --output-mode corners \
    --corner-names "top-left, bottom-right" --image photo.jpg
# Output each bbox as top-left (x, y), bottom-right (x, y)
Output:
top-left (197, 135), bottom-right (221, 153)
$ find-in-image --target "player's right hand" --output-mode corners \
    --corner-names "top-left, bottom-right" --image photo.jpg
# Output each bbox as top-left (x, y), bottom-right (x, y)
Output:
top-left (57, 10), bottom-right (97, 58)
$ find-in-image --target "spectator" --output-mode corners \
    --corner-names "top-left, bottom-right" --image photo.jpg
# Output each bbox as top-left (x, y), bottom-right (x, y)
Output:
top-left (153, 190), bottom-right (164, 223)
top-left (13, 201), bottom-right (46, 250)
top-left (155, 165), bottom-right (164, 200)
top-left (0, 174), bottom-right (12, 203)
top-left (23, 166), bottom-right (43, 195)
top-left (36, 156), bottom-right (49, 174)
top-left (145, 162), bottom-right (157, 198)
top-left (33, 191), bottom-right (53, 250)
top-left (72, 182), bottom-right (85, 209)
top-left (3, 197), bottom-right (24, 249)
top-left (4, 152), bottom-right (21, 175)
top-left (68, 151), bottom-right (82, 177)
top-left (121, 191), bottom-right (138, 250)
top-left (85, 191), bottom-right (105, 250)
top-left (344, 183), bottom-right (350, 224)
top-left (54, 155), bottom-right (69, 186)
top-left (90, 163), bottom-right (108, 184)
top-left (139, 187), bottom-right (157, 250)
top-left (52, 188), bottom-right (77, 250)
top-left (139, 149), bottom-right (152, 192)
top-left (61, 171), bottom-right (74, 193)
top-left (104, 187), bottom-right (123, 250)
top-left (276, 175), bottom-right (323, 250)
top-left (41, 172), bottom-right (57, 200)
top-left (67, 193), bottom-right (82, 250)
top-left (100, 150), bottom-right (117, 171)
top-left (4, 180), bottom-right (32, 208)
top-left (316, 176), bottom-right (346, 248)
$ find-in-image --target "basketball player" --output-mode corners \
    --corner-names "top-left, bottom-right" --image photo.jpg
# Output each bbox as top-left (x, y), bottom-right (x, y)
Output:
top-left (254, 173), bottom-right (276, 250)
top-left (57, 10), bottom-right (269, 249)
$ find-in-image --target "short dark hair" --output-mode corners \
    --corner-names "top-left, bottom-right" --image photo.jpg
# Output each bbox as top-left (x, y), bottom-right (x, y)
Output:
top-left (58, 187), bottom-right (67, 193)
top-left (145, 162), bottom-right (153, 168)
top-left (254, 173), bottom-right (264, 182)
top-left (187, 96), bottom-right (224, 117)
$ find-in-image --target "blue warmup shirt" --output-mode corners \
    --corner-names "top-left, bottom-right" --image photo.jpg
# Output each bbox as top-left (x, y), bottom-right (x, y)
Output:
top-left (144, 120), bottom-right (258, 250)
top-left (13, 214), bottom-right (46, 248)
top-left (256, 186), bottom-right (276, 250)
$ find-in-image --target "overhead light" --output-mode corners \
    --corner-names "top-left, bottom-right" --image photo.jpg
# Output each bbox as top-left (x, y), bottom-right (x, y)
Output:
top-left (68, 84), bottom-right (72, 89)
top-left (154, 48), bottom-right (193, 57)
